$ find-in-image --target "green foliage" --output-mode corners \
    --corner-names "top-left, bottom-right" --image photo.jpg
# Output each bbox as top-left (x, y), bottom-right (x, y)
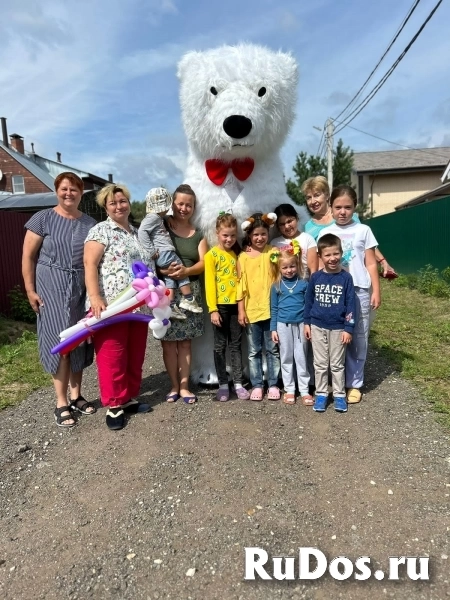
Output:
top-left (286, 152), bottom-right (326, 205)
top-left (130, 200), bottom-right (146, 224)
top-left (371, 281), bottom-right (450, 428)
top-left (354, 202), bottom-right (373, 220)
top-left (286, 138), bottom-right (354, 205)
top-left (0, 327), bottom-right (50, 410)
top-left (7, 286), bottom-right (36, 324)
top-left (333, 139), bottom-right (354, 187)
top-left (393, 265), bottom-right (450, 298)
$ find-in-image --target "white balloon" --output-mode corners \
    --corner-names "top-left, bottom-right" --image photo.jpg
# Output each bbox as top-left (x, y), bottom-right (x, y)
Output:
top-left (153, 306), bottom-right (172, 320)
top-left (152, 328), bottom-right (166, 339)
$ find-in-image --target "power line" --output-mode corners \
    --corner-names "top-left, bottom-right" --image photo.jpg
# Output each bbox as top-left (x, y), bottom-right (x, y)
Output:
top-left (313, 123), bottom-right (327, 160)
top-left (334, 0), bottom-right (422, 124)
top-left (315, 126), bottom-right (325, 157)
top-left (334, 121), bottom-right (450, 162)
top-left (334, 0), bottom-right (443, 136)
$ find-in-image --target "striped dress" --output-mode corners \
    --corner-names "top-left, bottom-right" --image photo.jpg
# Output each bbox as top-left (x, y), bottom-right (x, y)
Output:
top-left (25, 209), bottom-right (96, 374)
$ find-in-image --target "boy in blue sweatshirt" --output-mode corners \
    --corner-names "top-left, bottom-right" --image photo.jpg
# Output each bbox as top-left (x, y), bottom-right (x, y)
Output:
top-left (304, 234), bottom-right (356, 413)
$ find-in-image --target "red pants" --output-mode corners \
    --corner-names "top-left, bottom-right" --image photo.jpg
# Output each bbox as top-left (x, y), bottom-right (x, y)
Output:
top-left (93, 321), bottom-right (148, 407)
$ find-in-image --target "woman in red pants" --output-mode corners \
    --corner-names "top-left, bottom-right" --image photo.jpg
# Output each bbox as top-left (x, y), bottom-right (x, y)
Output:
top-left (84, 183), bottom-right (153, 430)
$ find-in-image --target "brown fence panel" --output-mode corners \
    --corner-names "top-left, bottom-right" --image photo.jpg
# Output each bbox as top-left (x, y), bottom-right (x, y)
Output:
top-left (0, 212), bottom-right (31, 316)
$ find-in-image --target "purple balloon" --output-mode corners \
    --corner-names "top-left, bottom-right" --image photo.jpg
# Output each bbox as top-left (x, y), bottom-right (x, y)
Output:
top-left (51, 313), bottom-right (153, 355)
top-left (132, 261), bottom-right (150, 279)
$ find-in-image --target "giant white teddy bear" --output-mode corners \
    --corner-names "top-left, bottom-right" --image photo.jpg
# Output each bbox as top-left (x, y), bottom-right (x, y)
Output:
top-left (177, 43), bottom-right (309, 384)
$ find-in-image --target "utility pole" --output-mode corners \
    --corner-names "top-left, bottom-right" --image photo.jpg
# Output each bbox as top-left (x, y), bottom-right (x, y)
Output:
top-left (326, 117), bottom-right (334, 190)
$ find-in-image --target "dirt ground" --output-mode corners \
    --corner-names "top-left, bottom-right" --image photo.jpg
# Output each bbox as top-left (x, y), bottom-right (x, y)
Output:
top-left (0, 337), bottom-right (449, 600)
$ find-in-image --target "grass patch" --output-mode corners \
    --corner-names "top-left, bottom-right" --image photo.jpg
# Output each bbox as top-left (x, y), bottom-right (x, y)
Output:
top-left (0, 318), bottom-right (50, 410)
top-left (370, 280), bottom-right (450, 428)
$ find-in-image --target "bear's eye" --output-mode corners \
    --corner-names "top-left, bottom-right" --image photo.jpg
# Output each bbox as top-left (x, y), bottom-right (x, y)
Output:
top-left (210, 87), bottom-right (218, 96)
top-left (258, 87), bottom-right (267, 97)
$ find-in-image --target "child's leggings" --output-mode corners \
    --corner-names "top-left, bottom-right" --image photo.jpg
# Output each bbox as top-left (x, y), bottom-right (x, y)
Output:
top-left (345, 286), bottom-right (371, 389)
top-left (276, 322), bottom-right (309, 395)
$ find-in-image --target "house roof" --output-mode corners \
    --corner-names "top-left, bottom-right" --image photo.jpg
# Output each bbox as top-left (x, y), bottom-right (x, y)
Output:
top-left (353, 147), bottom-right (450, 174)
top-left (441, 160), bottom-right (450, 183)
top-left (0, 142), bottom-right (55, 189)
top-left (0, 142), bottom-right (111, 188)
top-left (0, 192), bottom-right (57, 210)
top-left (395, 180), bottom-right (450, 210)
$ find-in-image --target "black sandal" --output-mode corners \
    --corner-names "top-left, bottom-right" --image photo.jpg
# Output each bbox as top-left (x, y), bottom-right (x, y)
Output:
top-left (69, 396), bottom-right (97, 415)
top-left (54, 406), bottom-right (76, 428)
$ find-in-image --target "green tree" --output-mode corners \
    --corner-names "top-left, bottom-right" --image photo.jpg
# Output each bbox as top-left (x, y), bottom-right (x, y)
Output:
top-left (130, 200), bottom-right (146, 224)
top-left (286, 152), bottom-right (326, 205)
top-left (333, 139), bottom-right (354, 187)
top-left (286, 138), bottom-right (354, 205)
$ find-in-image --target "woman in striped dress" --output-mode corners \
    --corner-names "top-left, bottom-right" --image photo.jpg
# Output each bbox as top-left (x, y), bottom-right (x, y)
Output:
top-left (22, 172), bottom-right (97, 428)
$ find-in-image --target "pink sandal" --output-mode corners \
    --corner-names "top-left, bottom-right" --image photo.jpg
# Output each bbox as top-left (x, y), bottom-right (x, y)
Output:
top-left (267, 386), bottom-right (281, 400)
top-left (249, 387), bottom-right (264, 401)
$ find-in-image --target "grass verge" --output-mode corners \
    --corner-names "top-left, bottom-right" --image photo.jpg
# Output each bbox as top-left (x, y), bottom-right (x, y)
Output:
top-left (0, 318), bottom-right (50, 410)
top-left (370, 280), bottom-right (450, 428)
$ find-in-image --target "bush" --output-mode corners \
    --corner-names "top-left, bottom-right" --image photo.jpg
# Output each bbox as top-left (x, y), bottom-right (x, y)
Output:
top-left (393, 265), bottom-right (450, 298)
top-left (7, 286), bottom-right (36, 324)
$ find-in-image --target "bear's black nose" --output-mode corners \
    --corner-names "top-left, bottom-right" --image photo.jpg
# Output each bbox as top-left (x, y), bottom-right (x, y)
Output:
top-left (223, 115), bottom-right (252, 139)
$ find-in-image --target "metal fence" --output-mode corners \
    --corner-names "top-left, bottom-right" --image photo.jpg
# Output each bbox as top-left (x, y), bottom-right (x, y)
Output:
top-left (364, 196), bottom-right (450, 274)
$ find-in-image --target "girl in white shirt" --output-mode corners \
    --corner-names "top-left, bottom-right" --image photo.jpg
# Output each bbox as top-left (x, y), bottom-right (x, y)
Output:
top-left (272, 204), bottom-right (318, 280)
top-left (318, 185), bottom-right (381, 404)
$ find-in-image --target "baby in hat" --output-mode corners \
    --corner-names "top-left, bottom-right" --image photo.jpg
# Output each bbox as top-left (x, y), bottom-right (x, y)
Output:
top-left (138, 187), bottom-right (203, 319)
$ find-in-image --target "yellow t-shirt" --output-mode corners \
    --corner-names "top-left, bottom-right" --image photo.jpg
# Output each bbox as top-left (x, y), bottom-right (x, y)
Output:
top-left (204, 246), bottom-right (239, 312)
top-left (237, 245), bottom-right (273, 323)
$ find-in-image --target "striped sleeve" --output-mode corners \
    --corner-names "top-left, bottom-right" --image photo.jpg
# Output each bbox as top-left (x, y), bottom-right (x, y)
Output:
top-left (25, 209), bottom-right (47, 237)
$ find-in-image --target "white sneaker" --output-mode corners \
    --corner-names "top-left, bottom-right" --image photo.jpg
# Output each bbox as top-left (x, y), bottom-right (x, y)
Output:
top-left (170, 304), bottom-right (187, 320)
top-left (179, 297), bottom-right (203, 313)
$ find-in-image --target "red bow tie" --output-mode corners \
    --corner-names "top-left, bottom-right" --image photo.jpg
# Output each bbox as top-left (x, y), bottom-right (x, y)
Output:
top-left (205, 158), bottom-right (254, 186)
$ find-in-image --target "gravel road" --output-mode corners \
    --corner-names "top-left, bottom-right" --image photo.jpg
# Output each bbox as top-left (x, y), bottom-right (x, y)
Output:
top-left (0, 337), bottom-right (449, 600)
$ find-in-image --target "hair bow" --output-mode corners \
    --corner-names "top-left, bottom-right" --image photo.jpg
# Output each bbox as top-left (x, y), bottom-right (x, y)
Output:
top-left (287, 239), bottom-right (300, 255)
top-left (269, 249), bottom-right (281, 263)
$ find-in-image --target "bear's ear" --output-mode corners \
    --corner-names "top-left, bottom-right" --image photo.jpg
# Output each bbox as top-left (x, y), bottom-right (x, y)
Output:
top-left (177, 51), bottom-right (204, 80)
top-left (276, 51), bottom-right (299, 83)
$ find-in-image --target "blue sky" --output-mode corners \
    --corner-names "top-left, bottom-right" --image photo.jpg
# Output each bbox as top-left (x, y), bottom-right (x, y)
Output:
top-left (2, 0), bottom-right (450, 199)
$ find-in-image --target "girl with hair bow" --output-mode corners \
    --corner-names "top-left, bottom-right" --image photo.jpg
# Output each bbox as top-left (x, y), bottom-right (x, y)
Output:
top-left (237, 213), bottom-right (281, 401)
top-left (269, 242), bottom-right (312, 405)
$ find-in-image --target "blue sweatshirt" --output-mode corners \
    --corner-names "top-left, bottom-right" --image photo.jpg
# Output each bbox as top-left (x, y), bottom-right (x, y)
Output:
top-left (270, 277), bottom-right (308, 331)
top-left (304, 270), bottom-right (356, 333)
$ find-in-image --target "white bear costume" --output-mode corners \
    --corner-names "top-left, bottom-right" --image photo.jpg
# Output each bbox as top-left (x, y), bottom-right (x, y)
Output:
top-left (177, 44), bottom-right (308, 384)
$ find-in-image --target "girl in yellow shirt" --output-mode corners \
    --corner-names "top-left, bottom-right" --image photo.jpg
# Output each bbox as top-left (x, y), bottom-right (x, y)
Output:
top-left (237, 212), bottom-right (281, 401)
top-left (204, 214), bottom-right (249, 401)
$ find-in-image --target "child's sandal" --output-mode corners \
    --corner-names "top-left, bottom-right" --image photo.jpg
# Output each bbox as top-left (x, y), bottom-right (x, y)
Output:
top-left (301, 394), bottom-right (314, 406)
top-left (267, 386), bottom-right (281, 400)
top-left (283, 393), bottom-right (296, 405)
top-left (249, 387), bottom-right (264, 401)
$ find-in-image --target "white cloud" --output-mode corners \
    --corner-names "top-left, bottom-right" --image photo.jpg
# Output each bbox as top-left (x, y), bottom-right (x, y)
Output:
top-left (119, 43), bottom-right (187, 78)
top-left (161, 0), bottom-right (178, 14)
